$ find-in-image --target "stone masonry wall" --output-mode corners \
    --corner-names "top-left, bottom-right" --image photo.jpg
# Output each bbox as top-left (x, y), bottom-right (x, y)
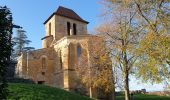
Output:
top-left (17, 47), bottom-right (63, 87)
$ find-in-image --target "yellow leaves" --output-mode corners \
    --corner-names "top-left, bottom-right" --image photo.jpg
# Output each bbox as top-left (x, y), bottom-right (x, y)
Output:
top-left (75, 37), bottom-right (114, 94)
top-left (123, 0), bottom-right (131, 6)
top-left (110, 0), bottom-right (130, 4)
top-left (100, 0), bottom-right (170, 89)
top-left (135, 21), bottom-right (170, 83)
top-left (136, 57), bottom-right (163, 83)
top-left (138, 31), bottom-right (170, 64)
top-left (93, 68), bottom-right (114, 93)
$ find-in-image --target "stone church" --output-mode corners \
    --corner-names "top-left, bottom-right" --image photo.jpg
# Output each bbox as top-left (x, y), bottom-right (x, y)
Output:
top-left (16, 6), bottom-right (112, 98)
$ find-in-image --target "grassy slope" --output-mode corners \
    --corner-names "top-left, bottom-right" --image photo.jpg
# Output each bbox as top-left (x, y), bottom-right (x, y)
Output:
top-left (116, 94), bottom-right (170, 100)
top-left (7, 83), bottom-right (170, 100)
top-left (7, 83), bottom-right (92, 100)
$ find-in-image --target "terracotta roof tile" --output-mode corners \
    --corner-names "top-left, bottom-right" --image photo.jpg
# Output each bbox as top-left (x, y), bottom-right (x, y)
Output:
top-left (44, 6), bottom-right (89, 24)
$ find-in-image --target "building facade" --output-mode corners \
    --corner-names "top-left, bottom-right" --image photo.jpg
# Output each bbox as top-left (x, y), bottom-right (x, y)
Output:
top-left (16, 6), bottom-right (112, 99)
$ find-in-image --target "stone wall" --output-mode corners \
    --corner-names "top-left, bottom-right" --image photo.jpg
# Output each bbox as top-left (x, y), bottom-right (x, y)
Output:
top-left (44, 15), bottom-right (56, 37)
top-left (16, 6), bottom-right (113, 99)
top-left (53, 35), bottom-right (100, 97)
top-left (16, 47), bottom-right (61, 87)
top-left (42, 35), bottom-right (53, 48)
top-left (16, 35), bottom-right (111, 99)
top-left (43, 15), bottom-right (88, 48)
top-left (55, 16), bottom-right (87, 38)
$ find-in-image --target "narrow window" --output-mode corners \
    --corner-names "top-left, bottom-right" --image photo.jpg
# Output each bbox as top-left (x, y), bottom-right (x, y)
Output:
top-left (42, 57), bottom-right (46, 69)
top-left (49, 23), bottom-right (51, 35)
top-left (60, 51), bottom-right (62, 69)
top-left (73, 23), bottom-right (77, 35)
top-left (77, 45), bottom-right (81, 63)
top-left (67, 22), bottom-right (71, 35)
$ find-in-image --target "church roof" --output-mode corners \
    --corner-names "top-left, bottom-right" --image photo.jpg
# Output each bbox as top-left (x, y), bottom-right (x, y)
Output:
top-left (43, 6), bottom-right (89, 24)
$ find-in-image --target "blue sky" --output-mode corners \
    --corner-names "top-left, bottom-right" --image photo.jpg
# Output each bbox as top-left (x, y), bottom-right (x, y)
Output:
top-left (0, 0), bottom-right (164, 91)
top-left (0, 0), bottom-right (101, 49)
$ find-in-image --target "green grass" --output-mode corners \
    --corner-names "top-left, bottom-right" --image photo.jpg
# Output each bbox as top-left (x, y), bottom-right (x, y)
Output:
top-left (7, 83), bottom-right (170, 100)
top-left (7, 83), bottom-right (93, 100)
top-left (116, 94), bottom-right (170, 100)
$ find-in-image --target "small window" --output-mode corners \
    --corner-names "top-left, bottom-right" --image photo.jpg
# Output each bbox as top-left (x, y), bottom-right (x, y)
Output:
top-left (77, 45), bottom-right (81, 63)
top-left (42, 72), bottom-right (45, 75)
top-left (38, 81), bottom-right (45, 84)
top-left (73, 23), bottom-right (77, 35)
top-left (49, 23), bottom-right (51, 35)
top-left (59, 51), bottom-right (62, 69)
top-left (42, 57), bottom-right (46, 69)
top-left (67, 22), bottom-right (71, 35)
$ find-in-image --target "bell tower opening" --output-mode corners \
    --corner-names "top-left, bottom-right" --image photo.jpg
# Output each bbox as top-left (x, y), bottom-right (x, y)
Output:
top-left (73, 23), bottom-right (77, 35)
top-left (67, 22), bottom-right (71, 35)
top-left (43, 6), bottom-right (89, 42)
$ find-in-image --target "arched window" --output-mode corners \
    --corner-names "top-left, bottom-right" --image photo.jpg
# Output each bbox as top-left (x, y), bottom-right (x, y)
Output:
top-left (67, 22), bottom-right (71, 35)
top-left (42, 57), bottom-right (46, 69)
top-left (77, 44), bottom-right (81, 63)
top-left (73, 23), bottom-right (77, 35)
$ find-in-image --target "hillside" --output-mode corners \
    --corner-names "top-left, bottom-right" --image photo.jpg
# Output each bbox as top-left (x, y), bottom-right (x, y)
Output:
top-left (7, 83), bottom-right (170, 100)
top-left (7, 83), bottom-right (92, 100)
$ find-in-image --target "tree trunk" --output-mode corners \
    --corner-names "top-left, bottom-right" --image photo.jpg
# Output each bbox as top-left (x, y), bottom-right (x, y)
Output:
top-left (112, 83), bottom-right (116, 100)
top-left (89, 86), bottom-right (92, 98)
top-left (124, 70), bottom-right (130, 100)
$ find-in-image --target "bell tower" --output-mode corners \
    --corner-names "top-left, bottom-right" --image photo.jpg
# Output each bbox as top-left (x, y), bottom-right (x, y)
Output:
top-left (42, 6), bottom-right (89, 48)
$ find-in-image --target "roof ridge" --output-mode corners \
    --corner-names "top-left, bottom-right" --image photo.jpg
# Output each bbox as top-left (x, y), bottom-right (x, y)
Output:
top-left (57, 6), bottom-right (72, 11)
top-left (43, 6), bottom-right (89, 24)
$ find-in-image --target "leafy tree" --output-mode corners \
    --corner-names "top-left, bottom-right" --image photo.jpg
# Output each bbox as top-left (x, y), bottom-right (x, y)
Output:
top-left (108, 0), bottom-right (170, 81)
top-left (75, 37), bottom-right (115, 100)
top-left (0, 6), bottom-right (13, 99)
top-left (100, 0), bottom-right (170, 99)
top-left (12, 28), bottom-right (32, 60)
top-left (96, 13), bottom-right (143, 100)
top-left (104, 0), bottom-right (170, 64)
top-left (131, 0), bottom-right (170, 84)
